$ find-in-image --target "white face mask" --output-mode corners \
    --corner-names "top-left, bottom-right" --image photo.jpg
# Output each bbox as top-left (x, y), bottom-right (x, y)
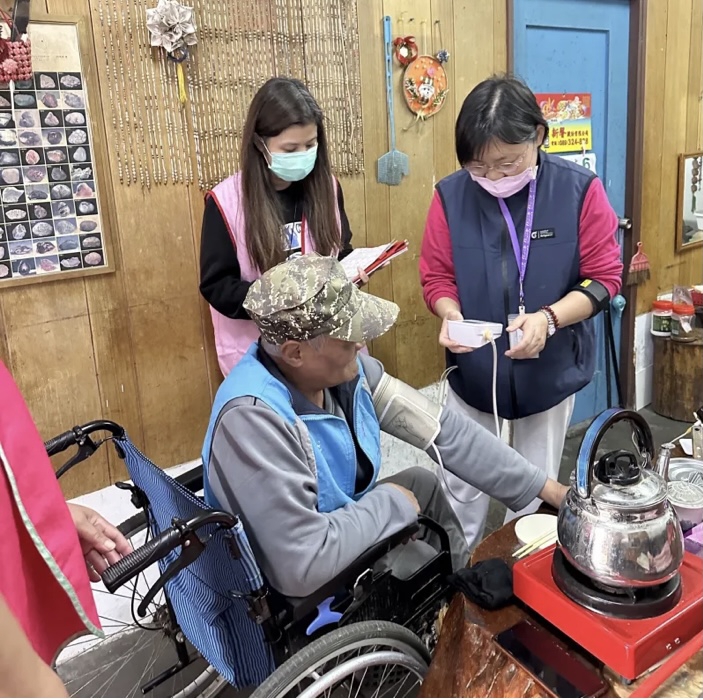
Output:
top-left (266, 145), bottom-right (318, 182)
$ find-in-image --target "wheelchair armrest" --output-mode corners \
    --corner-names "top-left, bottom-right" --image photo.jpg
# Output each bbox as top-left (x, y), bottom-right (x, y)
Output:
top-left (417, 514), bottom-right (451, 556)
top-left (285, 520), bottom-right (420, 621)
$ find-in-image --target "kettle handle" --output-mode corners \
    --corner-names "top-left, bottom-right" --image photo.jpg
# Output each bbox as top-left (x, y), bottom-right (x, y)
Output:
top-left (576, 408), bottom-right (655, 499)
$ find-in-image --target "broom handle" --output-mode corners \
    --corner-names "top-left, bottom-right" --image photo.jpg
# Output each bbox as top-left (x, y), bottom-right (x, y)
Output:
top-left (383, 16), bottom-right (396, 151)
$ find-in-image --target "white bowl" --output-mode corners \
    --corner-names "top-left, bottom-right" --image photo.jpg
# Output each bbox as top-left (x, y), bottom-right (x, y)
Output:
top-left (514, 513), bottom-right (558, 548)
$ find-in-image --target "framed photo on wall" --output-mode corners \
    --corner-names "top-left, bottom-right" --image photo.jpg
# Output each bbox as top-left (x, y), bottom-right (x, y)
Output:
top-left (0, 14), bottom-right (115, 287)
top-left (676, 151), bottom-right (703, 252)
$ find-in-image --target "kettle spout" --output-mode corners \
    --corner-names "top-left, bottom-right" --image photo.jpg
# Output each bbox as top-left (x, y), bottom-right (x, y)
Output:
top-left (654, 442), bottom-right (675, 480)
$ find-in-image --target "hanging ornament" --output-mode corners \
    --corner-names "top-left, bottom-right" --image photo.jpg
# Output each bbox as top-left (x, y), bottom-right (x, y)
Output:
top-left (393, 36), bottom-right (418, 66)
top-left (146, 0), bottom-right (198, 106)
top-left (402, 20), bottom-right (448, 121)
top-left (435, 20), bottom-right (450, 64)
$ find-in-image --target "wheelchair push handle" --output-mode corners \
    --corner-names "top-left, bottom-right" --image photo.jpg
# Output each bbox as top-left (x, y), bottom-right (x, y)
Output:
top-left (44, 429), bottom-right (79, 457)
top-left (102, 525), bottom-right (182, 593)
top-left (45, 420), bottom-right (126, 479)
top-left (44, 420), bottom-right (125, 456)
top-left (101, 510), bottom-right (239, 595)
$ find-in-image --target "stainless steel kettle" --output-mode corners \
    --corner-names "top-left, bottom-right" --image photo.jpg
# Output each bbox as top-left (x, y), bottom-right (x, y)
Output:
top-left (557, 408), bottom-right (684, 589)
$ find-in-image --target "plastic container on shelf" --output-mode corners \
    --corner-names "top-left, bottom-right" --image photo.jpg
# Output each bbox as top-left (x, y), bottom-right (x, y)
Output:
top-left (651, 299), bottom-right (673, 337)
top-left (671, 302), bottom-right (697, 342)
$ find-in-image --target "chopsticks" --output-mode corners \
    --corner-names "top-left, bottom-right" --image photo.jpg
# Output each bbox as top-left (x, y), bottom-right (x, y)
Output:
top-left (513, 530), bottom-right (557, 559)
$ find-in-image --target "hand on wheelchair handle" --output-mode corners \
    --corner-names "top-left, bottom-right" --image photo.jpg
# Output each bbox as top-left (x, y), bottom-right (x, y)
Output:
top-left (387, 484), bottom-right (421, 514)
top-left (68, 503), bottom-right (132, 582)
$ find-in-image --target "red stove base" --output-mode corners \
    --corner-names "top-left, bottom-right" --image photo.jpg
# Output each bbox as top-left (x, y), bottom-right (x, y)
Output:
top-left (513, 546), bottom-right (703, 681)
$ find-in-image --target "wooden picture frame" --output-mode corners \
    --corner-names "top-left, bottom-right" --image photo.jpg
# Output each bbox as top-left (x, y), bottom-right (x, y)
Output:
top-left (0, 13), bottom-right (116, 287)
top-left (676, 151), bottom-right (703, 253)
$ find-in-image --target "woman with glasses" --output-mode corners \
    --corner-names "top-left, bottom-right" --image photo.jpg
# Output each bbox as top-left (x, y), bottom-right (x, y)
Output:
top-left (419, 76), bottom-right (622, 550)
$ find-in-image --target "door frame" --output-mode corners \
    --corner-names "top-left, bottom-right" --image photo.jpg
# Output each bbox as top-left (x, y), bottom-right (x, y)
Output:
top-left (507, 0), bottom-right (647, 409)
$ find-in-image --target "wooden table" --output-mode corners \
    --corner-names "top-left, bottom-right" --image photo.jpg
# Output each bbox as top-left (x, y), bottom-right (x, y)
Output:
top-left (420, 521), bottom-right (703, 698)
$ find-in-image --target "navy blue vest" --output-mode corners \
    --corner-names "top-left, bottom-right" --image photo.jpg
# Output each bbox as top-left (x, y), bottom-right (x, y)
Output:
top-left (436, 153), bottom-right (596, 420)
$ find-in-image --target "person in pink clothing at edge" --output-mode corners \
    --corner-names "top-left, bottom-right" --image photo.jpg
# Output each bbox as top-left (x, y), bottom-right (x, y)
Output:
top-left (419, 76), bottom-right (623, 552)
top-left (199, 77), bottom-right (368, 377)
top-left (0, 359), bottom-right (131, 697)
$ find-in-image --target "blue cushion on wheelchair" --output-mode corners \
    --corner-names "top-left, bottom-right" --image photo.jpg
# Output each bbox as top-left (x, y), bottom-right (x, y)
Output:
top-left (115, 436), bottom-right (274, 688)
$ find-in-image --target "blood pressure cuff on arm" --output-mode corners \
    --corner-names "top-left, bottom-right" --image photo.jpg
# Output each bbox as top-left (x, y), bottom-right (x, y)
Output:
top-left (571, 278), bottom-right (610, 317)
top-left (372, 373), bottom-right (442, 451)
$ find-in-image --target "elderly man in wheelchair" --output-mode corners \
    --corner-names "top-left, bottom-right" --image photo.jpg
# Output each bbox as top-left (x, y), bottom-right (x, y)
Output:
top-left (190, 254), bottom-right (566, 693)
top-left (204, 254), bottom-right (567, 602)
top-left (47, 254), bottom-right (567, 698)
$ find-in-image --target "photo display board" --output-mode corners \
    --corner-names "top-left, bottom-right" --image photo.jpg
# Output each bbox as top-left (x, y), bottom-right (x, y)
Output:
top-left (0, 21), bottom-right (108, 284)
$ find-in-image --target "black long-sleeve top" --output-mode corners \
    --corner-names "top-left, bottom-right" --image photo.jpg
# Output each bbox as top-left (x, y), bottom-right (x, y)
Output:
top-left (199, 179), bottom-right (354, 320)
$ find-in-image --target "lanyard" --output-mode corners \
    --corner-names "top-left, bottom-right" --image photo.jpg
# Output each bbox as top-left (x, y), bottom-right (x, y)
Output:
top-left (497, 179), bottom-right (537, 315)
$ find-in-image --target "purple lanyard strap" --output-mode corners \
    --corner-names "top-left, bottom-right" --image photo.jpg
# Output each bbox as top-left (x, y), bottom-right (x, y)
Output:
top-left (497, 179), bottom-right (537, 314)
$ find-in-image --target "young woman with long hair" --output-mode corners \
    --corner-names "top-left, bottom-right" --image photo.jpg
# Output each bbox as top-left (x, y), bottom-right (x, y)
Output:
top-left (200, 77), bottom-right (358, 376)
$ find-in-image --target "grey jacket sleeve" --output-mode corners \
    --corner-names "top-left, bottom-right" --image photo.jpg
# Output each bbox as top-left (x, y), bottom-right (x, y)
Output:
top-left (430, 405), bottom-right (547, 511)
top-left (207, 399), bottom-right (418, 598)
top-left (359, 353), bottom-right (547, 512)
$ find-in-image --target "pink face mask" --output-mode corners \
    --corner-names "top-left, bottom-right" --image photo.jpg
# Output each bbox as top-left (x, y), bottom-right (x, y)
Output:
top-left (469, 166), bottom-right (537, 199)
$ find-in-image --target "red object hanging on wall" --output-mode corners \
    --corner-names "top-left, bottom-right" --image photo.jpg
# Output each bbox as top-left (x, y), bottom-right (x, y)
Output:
top-left (0, 6), bottom-right (32, 83)
top-left (393, 35), bottom-right (418, 66)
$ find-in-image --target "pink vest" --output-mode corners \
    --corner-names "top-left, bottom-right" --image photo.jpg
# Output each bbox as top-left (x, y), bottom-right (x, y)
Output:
top-left (0, 361), bottom-right (101, 664)
top-left (207, 172), bottom-right (341, 376)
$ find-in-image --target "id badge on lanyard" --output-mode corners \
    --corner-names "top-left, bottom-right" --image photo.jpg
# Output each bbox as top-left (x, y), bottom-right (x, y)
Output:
top-left (497, 179), bottom-right (537, 317)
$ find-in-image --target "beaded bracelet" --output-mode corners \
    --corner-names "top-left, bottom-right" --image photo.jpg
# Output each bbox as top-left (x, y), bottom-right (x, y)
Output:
top-left (540, 305), bottom-right (560, 330)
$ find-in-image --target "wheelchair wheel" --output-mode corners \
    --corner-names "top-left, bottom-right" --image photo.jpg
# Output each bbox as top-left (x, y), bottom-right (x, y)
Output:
top-left (251, 620), bottom-right (430, 698)
top-left (56, 511), bottom-right (227, 698)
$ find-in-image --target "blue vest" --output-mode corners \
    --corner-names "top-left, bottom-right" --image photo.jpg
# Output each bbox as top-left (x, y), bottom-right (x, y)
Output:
top-left (436, 153), bottom-right (596, 420)
top-left (202, 344), bottom-right (383, 513)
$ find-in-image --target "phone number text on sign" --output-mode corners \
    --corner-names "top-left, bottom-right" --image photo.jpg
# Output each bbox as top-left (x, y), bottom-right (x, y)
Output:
top-left (547, 126), bottom-right (592, 153)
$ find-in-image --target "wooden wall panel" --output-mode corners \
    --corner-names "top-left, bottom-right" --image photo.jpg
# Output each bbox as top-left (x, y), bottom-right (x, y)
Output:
top-left (636, 0), bottom-right (703, 314)
top-left (129, 295), bottom-right (211, 465)
top-left (686, 0), bottom-right (703, 152)
top-left (10, 316), bottom-right (105, 495)
top-left (387, 0), bottom-right (438, 386)
top-left (354, 0), bottom-right (395, 375)
top-left (348, 0), bottom-right (508, 386)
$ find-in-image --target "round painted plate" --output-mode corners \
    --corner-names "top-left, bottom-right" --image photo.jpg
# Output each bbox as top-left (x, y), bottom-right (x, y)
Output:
top-left (402, 55), bottom-right (448, 119)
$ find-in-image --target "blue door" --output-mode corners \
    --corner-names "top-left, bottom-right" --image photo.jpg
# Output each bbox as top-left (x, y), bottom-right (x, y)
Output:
top-left (512, 0), bottom-right (630, 425)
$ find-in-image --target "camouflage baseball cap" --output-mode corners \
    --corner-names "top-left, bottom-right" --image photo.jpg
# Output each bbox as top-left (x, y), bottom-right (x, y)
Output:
top-left (244, 254), bottom-right (399, 345)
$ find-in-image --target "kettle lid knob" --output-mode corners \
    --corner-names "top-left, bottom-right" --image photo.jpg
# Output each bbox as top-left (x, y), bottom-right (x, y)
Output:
top-left (595, 450), bottom-right (641, 486)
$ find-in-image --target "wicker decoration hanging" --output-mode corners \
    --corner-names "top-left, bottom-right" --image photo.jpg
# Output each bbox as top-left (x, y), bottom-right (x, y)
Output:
top-left (95, 0), bottom-right (364, 190)
top-left (393, 35), bottom-right (418, 66)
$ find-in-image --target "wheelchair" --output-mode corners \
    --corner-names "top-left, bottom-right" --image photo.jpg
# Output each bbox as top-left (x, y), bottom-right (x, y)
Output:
top-left (50, 420), bottom-right (453, 698)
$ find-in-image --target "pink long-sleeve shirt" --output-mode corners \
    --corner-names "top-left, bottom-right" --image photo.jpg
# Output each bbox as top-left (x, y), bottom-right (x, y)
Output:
top-left (420, 177), bottom-right (623, 312)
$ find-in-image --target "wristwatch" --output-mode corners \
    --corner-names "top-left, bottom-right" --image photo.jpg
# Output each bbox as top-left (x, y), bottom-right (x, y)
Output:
top-left (540, 306), bottom-right (558, 338)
